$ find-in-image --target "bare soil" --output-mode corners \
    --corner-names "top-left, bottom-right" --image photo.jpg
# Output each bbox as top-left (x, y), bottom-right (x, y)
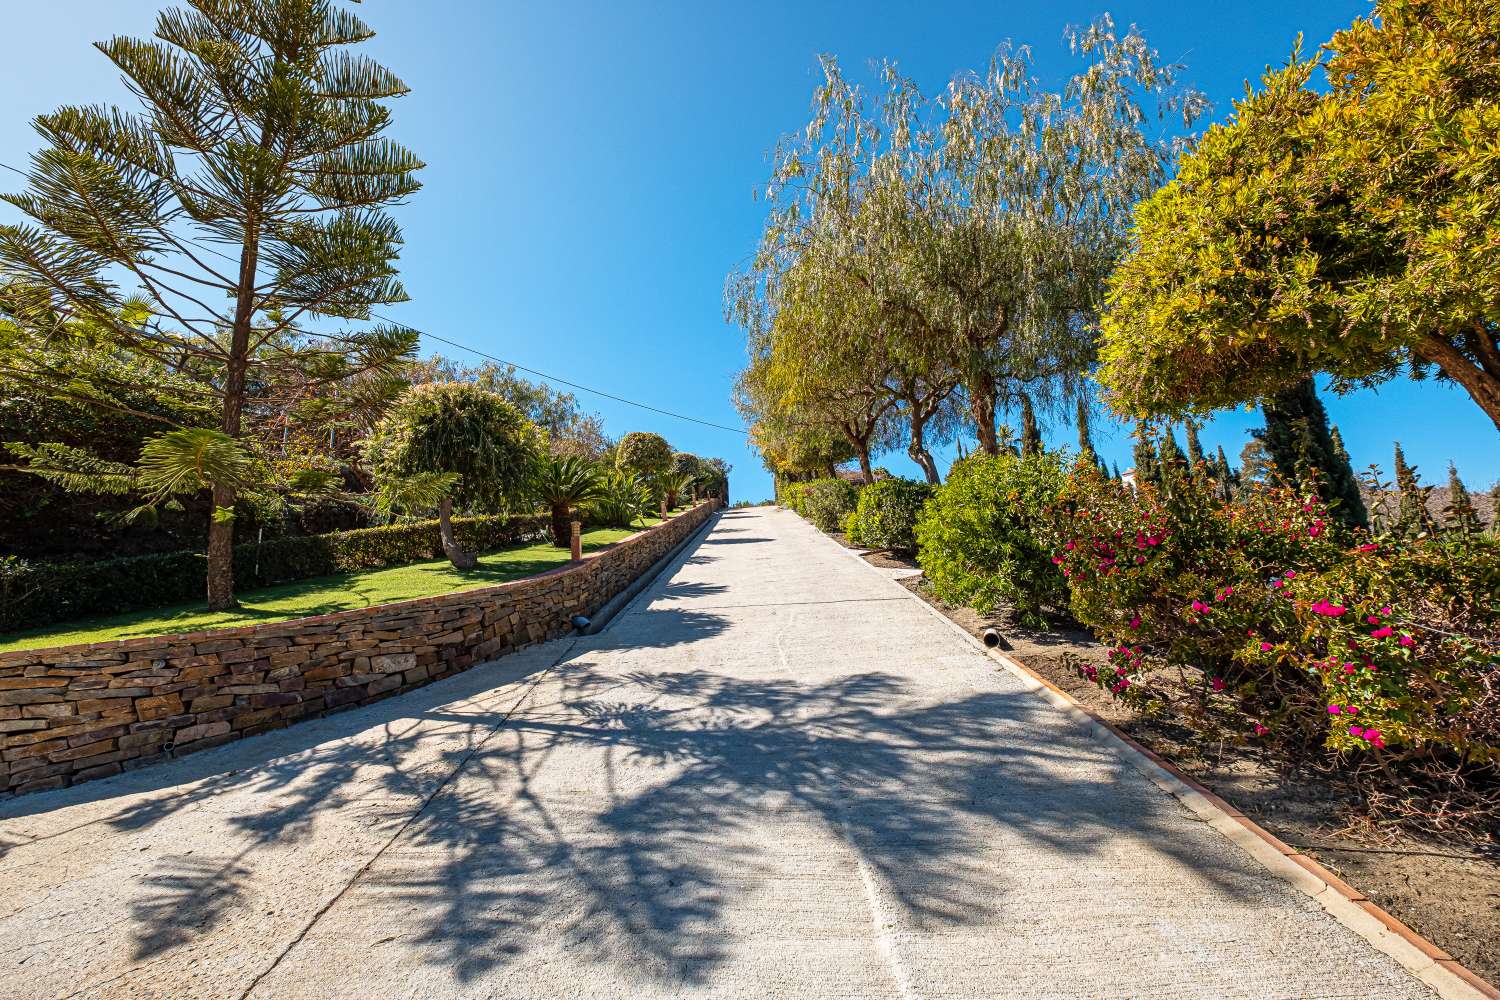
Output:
top-left (848, 544), bottom-right (1500, 984)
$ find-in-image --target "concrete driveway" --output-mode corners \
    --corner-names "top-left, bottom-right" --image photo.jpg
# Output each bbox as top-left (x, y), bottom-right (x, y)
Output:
top-left (0, 507), bottom-right (1437, 998)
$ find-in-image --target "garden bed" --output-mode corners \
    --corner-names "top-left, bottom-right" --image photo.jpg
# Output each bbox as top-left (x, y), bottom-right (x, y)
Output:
top-left (878, 554), bottom-right (1500, 984)
top-left (0, 516), bottom-right (677, 653)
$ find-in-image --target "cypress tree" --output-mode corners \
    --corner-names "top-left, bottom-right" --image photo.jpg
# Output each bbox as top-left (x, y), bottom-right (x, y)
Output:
top-left (1076, 397), bottom-right (1097, 465)
top-left (1159, 429), bottom-right (1189, 480)
top-left (1445, 463), bottom-right (1482, 535)
top-left (1393, 442), bottom-right (1435, 537)
top-left (1132, 437), bottom-right (1160, 488)
top-left (1184, 421), bottom-right (1206, 468)
top-left (1214, 445), bottom-right (1235, 500)
top-left (1254, 378), bottom-right (1367, 528)
top-left (1111, 461), bottom-right (1122, 481)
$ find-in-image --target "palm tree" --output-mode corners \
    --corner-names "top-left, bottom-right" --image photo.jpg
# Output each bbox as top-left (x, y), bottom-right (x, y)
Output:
top-left (529, 456), bottom-right (605, 548)
top-left (592, 471), bottom-right (653, 529)
top-left (661, 470), bottom-right (696, 511)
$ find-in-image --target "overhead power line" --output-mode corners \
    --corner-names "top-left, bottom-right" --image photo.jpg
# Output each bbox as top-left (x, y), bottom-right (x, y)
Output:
top-left (0, 158), bottom-right (749, 437)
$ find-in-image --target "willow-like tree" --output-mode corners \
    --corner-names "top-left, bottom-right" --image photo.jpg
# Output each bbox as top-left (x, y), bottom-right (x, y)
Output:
top-left (1099, 0), bottom-right (1500, 433)
top-left (734, 18), bottom-right (1203, 457)
top-left (0, 0), bottom-right (422, 608)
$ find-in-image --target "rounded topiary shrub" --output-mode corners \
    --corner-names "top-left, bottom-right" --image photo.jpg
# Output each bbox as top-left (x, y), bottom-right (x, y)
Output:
top-left (915, 453), bottom-right (1068, 623)
top-left (800, 478), bottom-right (861, 534)
top-left (846, 478), bottom-right (932, 554)
top-left (616, 432), bottom-right (673, 480)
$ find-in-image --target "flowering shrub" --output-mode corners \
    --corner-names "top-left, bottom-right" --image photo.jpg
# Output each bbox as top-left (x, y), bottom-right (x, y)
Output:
top-left (1047, 465), bottom-right (1500, 815)
top-left (915, 453), bottom-right (1069, 624)
top-left (845, 478), bottom-right (933, 553)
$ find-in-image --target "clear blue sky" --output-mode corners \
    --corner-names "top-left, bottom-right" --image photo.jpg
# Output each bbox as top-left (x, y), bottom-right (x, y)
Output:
top-left (3, 1), bottom-right (1494, 502)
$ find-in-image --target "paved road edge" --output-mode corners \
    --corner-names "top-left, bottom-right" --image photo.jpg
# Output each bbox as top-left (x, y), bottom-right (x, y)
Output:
top-left (801, 515), bottom-right (1498, 1000)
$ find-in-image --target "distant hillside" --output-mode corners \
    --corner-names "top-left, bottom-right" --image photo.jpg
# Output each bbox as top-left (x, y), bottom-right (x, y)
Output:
top-left (1359, 485), bottom-right (1498, 530)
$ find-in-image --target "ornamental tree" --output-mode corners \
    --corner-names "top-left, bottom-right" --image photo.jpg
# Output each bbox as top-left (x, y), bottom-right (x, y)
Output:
top-left (1099, 0), bottom-right (1500, 433)
top-left (0, 0), bottom-right (423, 608)
top-left (614, 431), bottom-right (672, 491)
top-left (364, 382), bottom-right (540, 568)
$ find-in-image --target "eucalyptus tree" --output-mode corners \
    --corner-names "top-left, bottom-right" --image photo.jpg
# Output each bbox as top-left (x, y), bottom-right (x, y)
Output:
top-left (734, 19), bottom-right (1203, 457)
top-left (0, 0), bottom-right (422, 609)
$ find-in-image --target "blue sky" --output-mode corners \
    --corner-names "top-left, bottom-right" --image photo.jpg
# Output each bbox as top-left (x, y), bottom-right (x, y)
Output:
top-left (2, 1), bottom-right (1494, 502)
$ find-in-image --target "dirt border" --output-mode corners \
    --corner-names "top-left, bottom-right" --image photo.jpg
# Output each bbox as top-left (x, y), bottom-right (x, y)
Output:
top-left (814, 525), bottom-right (1500, 1000)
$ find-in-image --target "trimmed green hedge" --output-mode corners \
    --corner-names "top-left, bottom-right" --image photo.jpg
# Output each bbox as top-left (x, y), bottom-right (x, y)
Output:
top-left (845, 478), bottom-right (932, 553)
top-left (0, 514), bottom-right (548, 633)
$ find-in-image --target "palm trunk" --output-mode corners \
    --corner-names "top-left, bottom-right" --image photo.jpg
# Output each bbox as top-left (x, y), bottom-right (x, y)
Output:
top-left (549, 501), bottom-right (571, 548)
top-left (438, 498), bottom-right (477, 569)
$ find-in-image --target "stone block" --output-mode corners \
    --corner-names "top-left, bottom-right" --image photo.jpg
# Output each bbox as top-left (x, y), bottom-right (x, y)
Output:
top-left (371, 653), bottom-right (416, 674)
top-left (174, 721), bottom-right (230, 743)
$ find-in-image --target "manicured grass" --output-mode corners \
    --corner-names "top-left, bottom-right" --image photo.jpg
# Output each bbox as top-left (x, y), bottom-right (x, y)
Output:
top-left (0, 515), bottom-right (680, 653)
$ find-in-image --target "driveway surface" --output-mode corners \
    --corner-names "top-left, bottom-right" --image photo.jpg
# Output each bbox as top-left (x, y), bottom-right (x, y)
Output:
top-left (0, 507), bottom-right (1436, 999)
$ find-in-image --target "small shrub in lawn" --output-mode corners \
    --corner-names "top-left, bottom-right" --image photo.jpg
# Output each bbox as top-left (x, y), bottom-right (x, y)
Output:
top-left (846, 478), bottom-right (932, 554)
top-left (915, 453), bottom-right (1068, 623)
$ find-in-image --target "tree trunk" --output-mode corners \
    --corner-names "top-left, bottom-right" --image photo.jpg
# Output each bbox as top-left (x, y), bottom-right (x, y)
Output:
top-left (206, 234), bottom-right (260, 610)
top-left (205, 482), bottom-right (237, 610)
top-left (438, 498), bottom-right (477, 569)
top-left (548, 501), bottom-right (571, 548)
top-left (907, 412), bottom-right (939, 484)
top-left (856, 447), bottom-right (873, 485)
top-left (1018, 393), bottom-right (1041, 457)
top-left (969, 376), bottom-right (999, 456)
top-left (1418, 333), bottom-right (1500, 433)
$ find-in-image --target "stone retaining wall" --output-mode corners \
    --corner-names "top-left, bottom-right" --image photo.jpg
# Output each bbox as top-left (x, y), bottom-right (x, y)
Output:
top-left (0, 501), bottom-right (718, 796)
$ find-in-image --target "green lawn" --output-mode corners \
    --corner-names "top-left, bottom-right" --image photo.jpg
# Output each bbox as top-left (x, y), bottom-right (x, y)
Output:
top-left (0, 515), bottom-right (678, 653)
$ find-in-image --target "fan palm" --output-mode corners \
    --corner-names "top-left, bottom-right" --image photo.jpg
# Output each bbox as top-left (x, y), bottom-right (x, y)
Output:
top-left (530, 455), bottom-right (605, 547)
top-left (661, 469), bottom-right (696, 510)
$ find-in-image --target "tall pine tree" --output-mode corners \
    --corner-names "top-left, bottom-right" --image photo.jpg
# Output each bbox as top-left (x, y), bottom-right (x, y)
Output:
top-left (0, 1), bottom-right (422, 609)
top-left (1253, 378), bottom-right (1367, 528)
top-left (1132, 436), bottom-right (1160, 488)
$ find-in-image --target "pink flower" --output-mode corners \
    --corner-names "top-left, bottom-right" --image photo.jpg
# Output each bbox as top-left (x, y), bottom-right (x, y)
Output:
top-left (1370, 625), bottom-right (1394, 639)
top-left (1312, 600), bottom-right (1347, 617)
top-left (1349, 724), bottom-right (1362, 736)
top-left (1051, 556), bottom-right (1064, 565)
top-left (1380, 606), bottom-right (1392, 615)
top-left (1309, 520), bottom-right (1324, 538)
top-left (1191, 600), bottom-right (1209, 614)
top-left (1129, 615), bottom-right (1141, 629)
top-left (1366, 615), bottom-right (1379, 624)
top-left (1285, 570), bottom-right (1296, 579)
top-left (1247, 629), bottom-right (1256, 637)
top-left (1357, 543), bottom-right (1380, 553)
top-left (1260, 642), bottom-right (1274, 653)
top-left (1328, 704), bottom-right (1341, 714)
top-left (1064, 541), bottom-right (1075, 551)
top-left (1346, 706), bottom-right (1357, 716)
top-left (1212, 677), bottom-right (1226, 692)
top-left (1253, 723), bottom-right (1269, 737)
top-left (1366, 730), bottom-right (1385, 748)
top-left (1398, 635), bottom-right (1414, 647)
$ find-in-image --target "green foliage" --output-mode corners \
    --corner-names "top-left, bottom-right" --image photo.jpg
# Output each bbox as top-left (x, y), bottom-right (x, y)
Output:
top-left (915, 453), bottom-right (1069, 623)
top-left (589, 470), bottom-right (653, 529)
top-left (845, 478), bottom-right (933, 554)
top-left (1098, 0), bottom-right (1500, 431)
top-left (1392, 442), bottom-right (1436, 538)
top-left (528, 455), bottom-right (605, 546)
top-left (1444, 464), bottom-right (1482, 535)
top-left (1254, 379), bottom-right (1368, 528)
top-left (0, 514), bottom-right (548, 634)
top-left (365, 382), bottom-right (541, 512)
top-left (615, 432), bottom-right (673, 482)
top-left (795, 478), bottom-right (861, 534)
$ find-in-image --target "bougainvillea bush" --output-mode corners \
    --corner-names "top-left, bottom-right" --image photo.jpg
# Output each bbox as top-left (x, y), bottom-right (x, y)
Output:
top-left (915, 453), bottom-right (1069, 625)
top-left (1047, 465), bottom-right (1499, 831)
